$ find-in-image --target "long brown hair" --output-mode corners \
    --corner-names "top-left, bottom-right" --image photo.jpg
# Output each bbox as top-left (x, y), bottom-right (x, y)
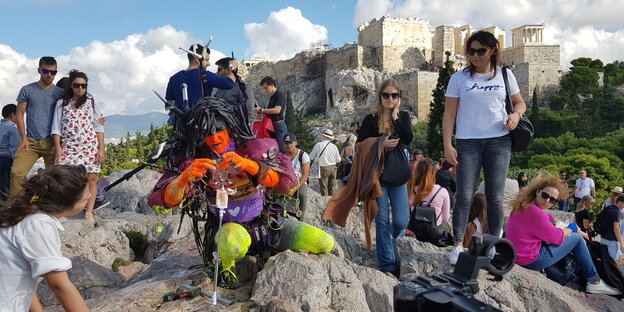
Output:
top-left (374, 79), bottom-right (401, 135)
top-left (61, 69), bottom-right (89, 109)
top-left (0, 165), bottom-right (88, 228)
top-left (510, 173), bottom-right (566, 212)
top-left (407, 158), bottom-right (436, 205)
top-left (469, 193), bottom-right (488, 233)
top-left (575, 195), bottom-right (594, 213)
top-left (465, 31), bottom-right (500, 80)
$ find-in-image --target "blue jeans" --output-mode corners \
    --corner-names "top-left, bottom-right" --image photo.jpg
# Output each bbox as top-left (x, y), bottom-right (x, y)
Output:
top-left (96, 185), bottom-right (104, 200)
top-left (0, 156), bottom-right (12, 195)
top-left (271, 122), bottom-right (288, 153)
top-left (523, 233), bottom-right (599, 283)
top-left (558, 200), bottom-right (569, 212)
top-left (452, 135), bottom-right (511, 242)
top-left (375, 184), bottom-right (409, 272)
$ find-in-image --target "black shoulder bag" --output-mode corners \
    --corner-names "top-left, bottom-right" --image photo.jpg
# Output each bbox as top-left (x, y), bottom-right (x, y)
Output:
top-left (380, 141), bottom-right (412, 187)
top-left (501, 66), bottom-right (534, 152)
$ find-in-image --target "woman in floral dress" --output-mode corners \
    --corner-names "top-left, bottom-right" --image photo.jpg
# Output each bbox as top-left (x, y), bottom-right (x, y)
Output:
top-left (52, 70), bottom-right (105, 222)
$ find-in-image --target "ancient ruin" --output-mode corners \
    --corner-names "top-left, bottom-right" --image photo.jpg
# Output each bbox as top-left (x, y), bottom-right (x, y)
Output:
top-left (240, 16), bottom-right (561, 125)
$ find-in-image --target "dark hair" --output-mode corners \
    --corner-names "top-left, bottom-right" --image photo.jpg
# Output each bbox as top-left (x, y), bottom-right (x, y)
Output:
top-left (617, 195), bottom-right (624, 204)
top-left (469, 193), bottom-right (488, 233)
top-left (187, 44), bottom-right (209, 63)
top-left (517, 172), bottom-right (528, 188)
top-left (559, 170), bottom-right (566, 174)
top-left (260, 76), bottom-right (276, 87)
top-left (1, 165), bottom-right (88, 228)
top-left (2, 104), bottom-right (17, 118)
top-left (39, 56), bottom-right (57, 68)
top-left (465, 31), bottom-right (499, 79)
top-left (61, 70), bottom-right (89, 109)
top-left (56, 77), bottom-right (70, 89)
top-left (441, 159), bottom-right (453, 170)
top-left (215, 57), bottom-right (232, 69)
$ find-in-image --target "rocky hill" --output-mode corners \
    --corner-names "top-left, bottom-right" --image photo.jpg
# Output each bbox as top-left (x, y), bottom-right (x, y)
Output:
top-left (40, 169), bottom-right (621, 311)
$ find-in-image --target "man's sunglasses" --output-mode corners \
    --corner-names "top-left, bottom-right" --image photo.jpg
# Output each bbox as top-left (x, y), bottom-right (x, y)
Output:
top-left (467, 48), bottom-right (488, 56)
top-left (381, 92), bottom-right (400, 100)
top-left (40, 68), bottom-right (58, 76)
top-left (540, 190), bottom-right (558, 204)
top-left (72, 83), bottom-right (88, 89)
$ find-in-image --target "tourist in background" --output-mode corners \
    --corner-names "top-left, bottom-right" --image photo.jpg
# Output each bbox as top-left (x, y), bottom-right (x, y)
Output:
top-left (435, 159), bottom-right (456, 210)
top-left (574, 195), bottom-right (595, 236)
top-left (339, 133), bottom-right (356, 182)
top-left (601, 186), bottom-right (623, 210)
top-left (407, 158), bottom-right (451, 226)
top-left (409, 149), bottom-right (423, 169)
top-left (0, 104), bottom-right (19, 198)
top-left (517, 172), bottom-right (528, 189)
top-left (309, 129), bottom-right (341, 196)
top-left (357, 78), bottom-right (413, 277)
top-left (443, 31), bottom-right (526, 265)
top-left (573, 170), bottom-right (595, 208)
top-left (0, 165), bottom-right (91, 311)
top-left (51, 70), bottom-right (104, 223)
top-left (256, 76), bottom-right (288, 153)
top-left (558, 171), bottom-right (571, 212)
top-left (598, 195), bottom-right (624, 264)
top-left (284, 133), bottom-right (310, 217)
top-left (463, 192), bottom-right (488, 248)
top-left (506, 174), bottom-right (620, 295)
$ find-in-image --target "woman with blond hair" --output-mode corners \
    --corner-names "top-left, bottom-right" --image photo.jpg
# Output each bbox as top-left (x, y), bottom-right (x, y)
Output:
top-left (575, 195), bottom-right (595, 235)
top-left (407, 158), bottom-right (451, 226)
top-left (506, 174), bottom-right (620, 295)
top-left (356, 78), bottom-right (413, 277)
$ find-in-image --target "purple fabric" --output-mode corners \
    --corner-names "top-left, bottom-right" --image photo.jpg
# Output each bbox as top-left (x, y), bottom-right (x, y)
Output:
top-left (210, 189), bottom-right (264, 223)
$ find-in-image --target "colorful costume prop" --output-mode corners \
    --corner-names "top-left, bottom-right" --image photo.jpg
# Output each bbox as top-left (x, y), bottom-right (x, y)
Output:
top-left (148, 98), bottom-right (334, 290)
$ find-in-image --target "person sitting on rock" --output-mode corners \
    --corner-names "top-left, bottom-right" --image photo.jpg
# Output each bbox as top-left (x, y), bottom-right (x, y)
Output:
top-left (147, 98), bottom-right (334, 288)
top-left (506, 173), bottom-right (621, 295)
top-left (0, 165), bottom-right (90, 311)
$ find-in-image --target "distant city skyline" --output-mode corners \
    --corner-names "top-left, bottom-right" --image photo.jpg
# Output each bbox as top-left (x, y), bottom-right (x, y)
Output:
top-left (0, 0), bottom-right (622, 115)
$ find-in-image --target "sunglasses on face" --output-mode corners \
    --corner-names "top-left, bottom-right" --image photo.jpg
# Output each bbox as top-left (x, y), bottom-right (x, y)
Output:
top-left (381, 92), bottom-right (400, 100)
top-left (72, 83), bottom-right (88, 89)
top-left (540, 190), bottom-right (558, 204)
top-left (40, 68), bottom-right (58, 76)
top-left (467, 48), bottom-right (488, 56)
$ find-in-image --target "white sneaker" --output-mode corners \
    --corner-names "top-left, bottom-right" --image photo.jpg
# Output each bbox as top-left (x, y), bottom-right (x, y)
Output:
top-left (586, 280), bottom-right (622, 295)
top-left (449, 245), bottom-right (465, 265)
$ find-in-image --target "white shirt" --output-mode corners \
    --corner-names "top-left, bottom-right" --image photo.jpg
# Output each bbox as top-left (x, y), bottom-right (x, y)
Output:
top-left (291, 149), bottom-right (311, 180)
top-left (0, 212), bottom-right (72, 312)
top-left (574, 177), bottom-right (595, 198)
top-left (309, 140), bottom-right (341, 167)
top-left (446, 67), bottom-right (520, 139)
top-left (50, 95), bottom-right (105, 136)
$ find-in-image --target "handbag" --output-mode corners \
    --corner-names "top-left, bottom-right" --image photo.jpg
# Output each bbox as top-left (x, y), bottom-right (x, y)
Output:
top-left (501, 66), bottom-right (534, 152)
top-left (407, 187), bottom-right (453, 247)
top-left (380, 142), bottom-right (412, 186)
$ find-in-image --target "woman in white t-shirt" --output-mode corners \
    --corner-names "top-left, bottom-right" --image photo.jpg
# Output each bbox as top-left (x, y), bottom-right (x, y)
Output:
top-left (442, 30), bottom-right (527, 265)
top-left (0, 165), bottom-right (90, 312)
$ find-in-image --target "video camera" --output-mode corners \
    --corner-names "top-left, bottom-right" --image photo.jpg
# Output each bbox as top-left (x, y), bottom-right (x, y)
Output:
top-left (394, 234), bottom-right (516, 312)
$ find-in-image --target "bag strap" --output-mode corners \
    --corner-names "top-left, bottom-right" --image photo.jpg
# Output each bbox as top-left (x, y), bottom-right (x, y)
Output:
top-left (501, 66), bottom-right (513, 115)
top-left (297, 149), bottom-right (304, 165)
top-left (421, 186), bottom-right (443, 207)
top-left (311, 141), bottom-right (331, 166)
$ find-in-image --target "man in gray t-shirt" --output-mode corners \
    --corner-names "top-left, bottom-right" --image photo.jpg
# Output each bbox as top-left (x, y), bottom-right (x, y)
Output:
top-left (10, 56), bottom-right (64, 196)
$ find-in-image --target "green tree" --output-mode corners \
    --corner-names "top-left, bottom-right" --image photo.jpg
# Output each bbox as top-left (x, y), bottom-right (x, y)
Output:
top-left (284, 90), bottom-right (315, 151)
top-left (426, 51), bottom-right (455, 160)
top-left (530, 87), bottom-right (539, 117)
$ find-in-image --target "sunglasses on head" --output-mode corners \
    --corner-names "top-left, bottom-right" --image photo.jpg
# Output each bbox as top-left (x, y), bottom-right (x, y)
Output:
top-left (40, 68), bottom-right (58, 76)
top-left (540, 190), bottom-right (558, 204)
top-left (467, 48), bottom-right (488, 56)
top-left (72, 83), bottom-right (88, 89)
top-left (381, 92), bottom-right (400, 100)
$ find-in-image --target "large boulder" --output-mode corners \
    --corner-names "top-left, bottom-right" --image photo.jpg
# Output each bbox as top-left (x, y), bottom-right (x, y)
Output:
top-left (102, 169), bottom-right (161, 214)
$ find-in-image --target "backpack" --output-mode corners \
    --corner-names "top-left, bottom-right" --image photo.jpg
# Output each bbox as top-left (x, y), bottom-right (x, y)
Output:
top-left (407, 187), bottom-right (453, 247)
top-left (587, 240), bottom-right (624, 298)
top-left (594, 206), bottom-right (615, 237)
top-left (543, 253), bottom-right (581, 286)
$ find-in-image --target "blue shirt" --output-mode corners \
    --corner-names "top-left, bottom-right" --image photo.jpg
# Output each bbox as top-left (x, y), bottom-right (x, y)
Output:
top-left (0, 119), bottom-right (19, 158)
top-left (165, 68), bottom-right (234, 125)
top-left (16, 82), bottom-right (64, 140)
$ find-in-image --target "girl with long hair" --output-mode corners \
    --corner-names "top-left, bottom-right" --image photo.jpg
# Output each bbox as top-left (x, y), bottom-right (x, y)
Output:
top-left (51, 70), bottom-right (105, 223)
top-left (407, 158), bottom-right (451, 226)
top-left (463, 192), bottom-right (488, 247)
top-left (575, 195), bottom-right (595, 234)
top-left (0, 165), bottom-right (90, 311)
top-left (442, 30), bottom-right (527, 265)
top-left (506, 174), bottom-right (620, 295)
top-left (356, 78), bottom-right (413, 277)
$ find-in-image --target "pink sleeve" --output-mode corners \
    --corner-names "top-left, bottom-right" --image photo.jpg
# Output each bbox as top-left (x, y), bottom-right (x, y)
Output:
top-left (440, 188), bottom-right (451, 223)
top-left (536, 212), bottom-right (564, 246)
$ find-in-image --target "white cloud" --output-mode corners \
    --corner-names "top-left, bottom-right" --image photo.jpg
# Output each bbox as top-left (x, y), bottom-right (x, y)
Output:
top-left (353, 0), bottom-right (624, 67)
top-left (0, 25), bottom-right (227, 116)
top-left (244, 6), bottom-right (328, 60)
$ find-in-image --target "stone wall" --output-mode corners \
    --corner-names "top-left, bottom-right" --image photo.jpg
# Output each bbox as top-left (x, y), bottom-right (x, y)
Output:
top-left (500, 45), bottom-right (560, 66)
top-left (325, 44), bottom-right (362, 69)
top-left (394, 71), bottom-right (438, 121)
top-left (381, 46), bottom-right (428, 71)
top-left (511, 63), bottom-right (562, 100)
top-left (433, 26), bottom-right (455, 67)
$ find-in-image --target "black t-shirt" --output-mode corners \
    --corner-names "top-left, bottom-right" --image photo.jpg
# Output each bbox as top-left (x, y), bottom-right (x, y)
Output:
top-left (356, 111), bottom-right (413, 146)
top-left (575, 209), bottom-right (591, 232)
top-left (266, 90), bottom-right (285, 122)
top-left (600, 205), bottom-right (620, 241)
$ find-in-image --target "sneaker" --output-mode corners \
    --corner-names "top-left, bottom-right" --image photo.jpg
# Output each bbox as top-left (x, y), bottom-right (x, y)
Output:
top-left (93, 199), bottom-right (110, 210)
top-left (586, 280), bottom-right (622, 295)
top-left (449, 245), bottom-right (465, 265)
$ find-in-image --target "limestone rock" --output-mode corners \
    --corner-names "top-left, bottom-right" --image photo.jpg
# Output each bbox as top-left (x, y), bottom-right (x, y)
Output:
top-left (102, 169), bottom-right (161, 214)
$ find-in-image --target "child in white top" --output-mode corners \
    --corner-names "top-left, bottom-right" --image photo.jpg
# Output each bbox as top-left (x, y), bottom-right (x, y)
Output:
top-left (0, 165), bottom-right (90, 312)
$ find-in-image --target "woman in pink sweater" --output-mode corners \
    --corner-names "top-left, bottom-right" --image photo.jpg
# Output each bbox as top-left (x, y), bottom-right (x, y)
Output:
top-left (506, 174), bottom-right (620, 295)
top-left (407, 158), bottom-right (451, 226)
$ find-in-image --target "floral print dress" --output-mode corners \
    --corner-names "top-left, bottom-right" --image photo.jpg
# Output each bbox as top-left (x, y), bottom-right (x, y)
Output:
top-left (51, 96), bottom-right (104, 173)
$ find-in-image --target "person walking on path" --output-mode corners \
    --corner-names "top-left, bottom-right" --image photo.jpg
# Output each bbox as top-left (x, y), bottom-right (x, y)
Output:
top-left (309, 129), bottom-right (341, 196)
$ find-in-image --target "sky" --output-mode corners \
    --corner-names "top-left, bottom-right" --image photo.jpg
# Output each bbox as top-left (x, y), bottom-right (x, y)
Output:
top-left (0, 0), bottom-right (623, 116)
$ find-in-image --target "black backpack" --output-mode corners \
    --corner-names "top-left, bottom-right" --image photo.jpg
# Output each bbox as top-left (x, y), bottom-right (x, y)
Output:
top-left (594, 206), bottom-right (615, 236)
top-left (407, 187), bottom-right (453, 247)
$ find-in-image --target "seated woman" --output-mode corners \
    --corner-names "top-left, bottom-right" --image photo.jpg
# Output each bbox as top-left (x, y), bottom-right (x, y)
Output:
top-left (574, 195), bottom-right (595, 235)
top-left (407, 158), bottom-right (451, 226)
top-left (506, 174), bottom-right (620, 295)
